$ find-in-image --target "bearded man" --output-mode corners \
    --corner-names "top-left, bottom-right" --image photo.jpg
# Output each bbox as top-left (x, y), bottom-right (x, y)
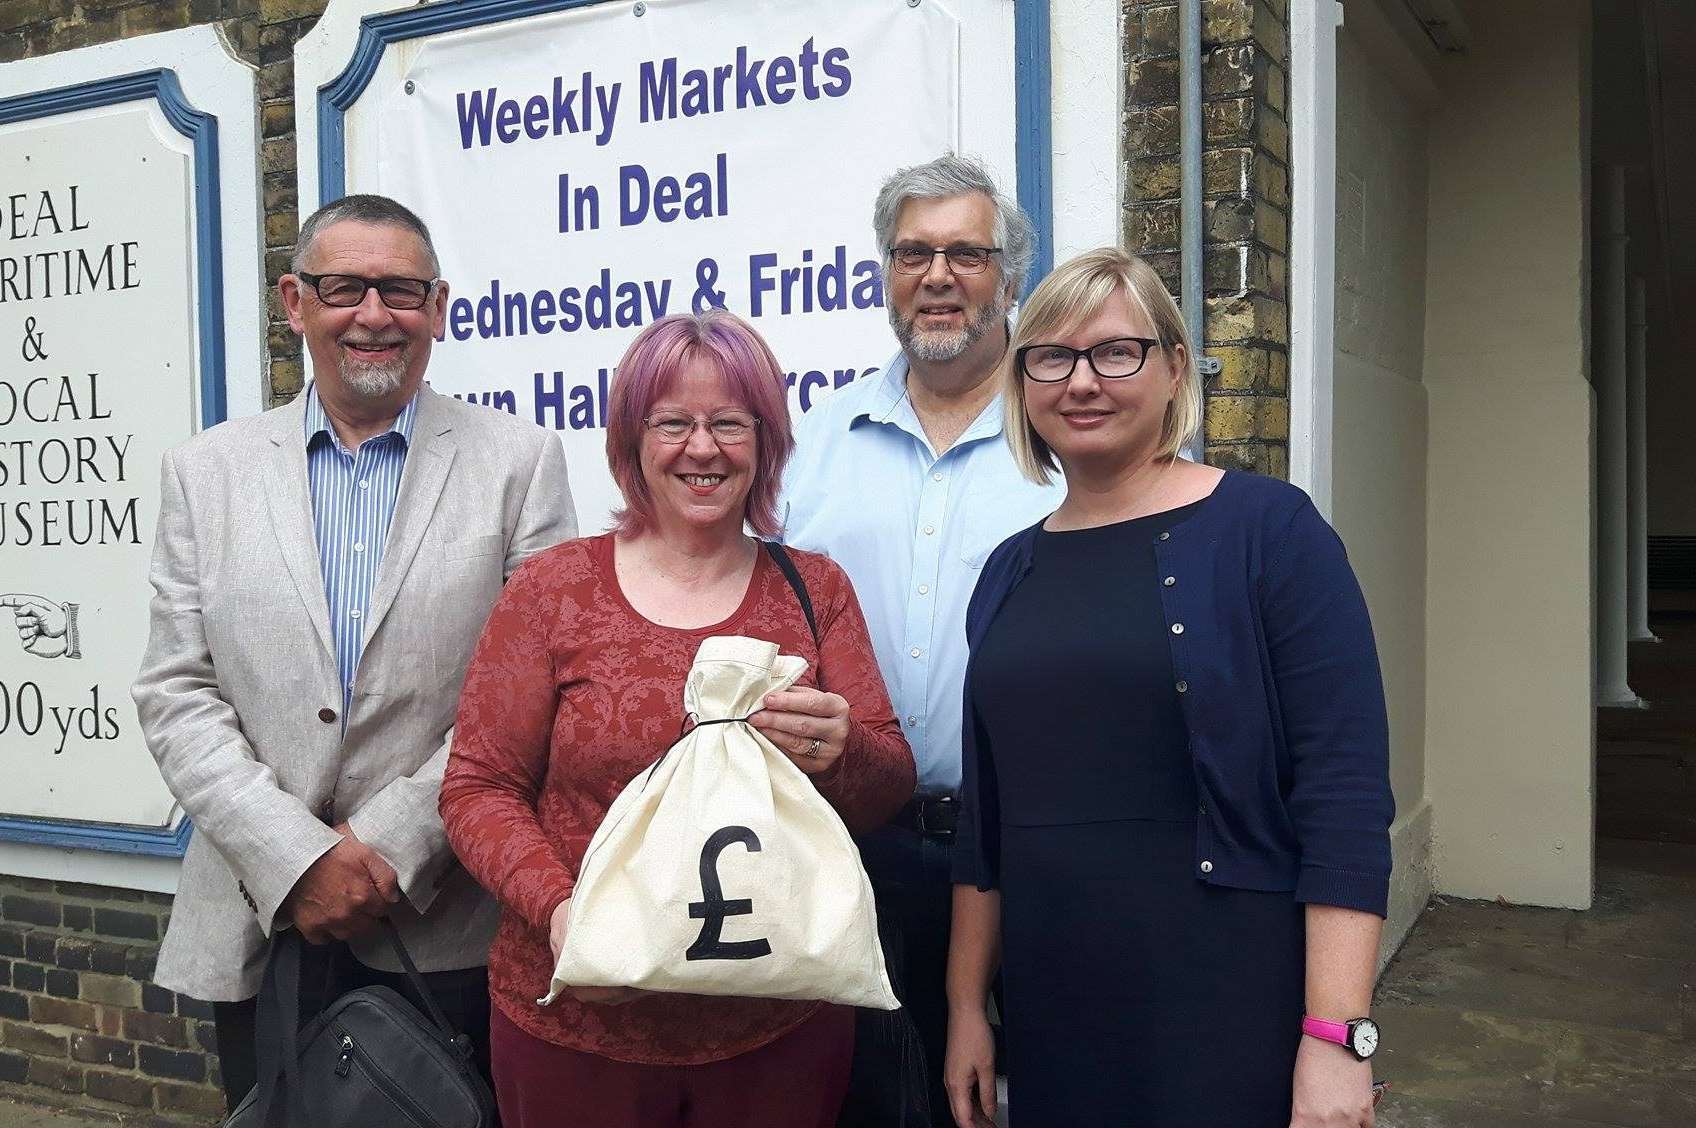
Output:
top-left (132, 194), bottom-right (575, 1113)
top-left (778, 155), bottom-right (1062, 1125)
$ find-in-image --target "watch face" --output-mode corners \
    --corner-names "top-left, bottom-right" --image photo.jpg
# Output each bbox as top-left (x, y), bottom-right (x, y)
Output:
top-left (1350, 1019), bottom-right (1380, 1059)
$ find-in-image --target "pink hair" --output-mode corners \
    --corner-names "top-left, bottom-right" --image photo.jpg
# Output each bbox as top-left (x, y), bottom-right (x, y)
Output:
top-left (606, 310), bottom-right (795, 539)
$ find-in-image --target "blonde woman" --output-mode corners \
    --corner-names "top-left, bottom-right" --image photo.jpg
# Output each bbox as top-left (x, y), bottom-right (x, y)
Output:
top-left (942, 249), bottom-right (1393, 1127)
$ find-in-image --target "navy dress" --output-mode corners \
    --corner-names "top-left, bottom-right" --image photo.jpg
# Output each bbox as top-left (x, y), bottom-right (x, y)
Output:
top-left (969, 505), bottom-right (1306, 1127)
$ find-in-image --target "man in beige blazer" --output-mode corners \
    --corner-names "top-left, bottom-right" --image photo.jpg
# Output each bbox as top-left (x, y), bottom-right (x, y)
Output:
top-left (132, 194), bottom-right (575, 1111)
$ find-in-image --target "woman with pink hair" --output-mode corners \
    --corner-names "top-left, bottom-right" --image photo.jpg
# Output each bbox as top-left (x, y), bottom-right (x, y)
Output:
top-left (441, 310), bottom-right (915, 1128)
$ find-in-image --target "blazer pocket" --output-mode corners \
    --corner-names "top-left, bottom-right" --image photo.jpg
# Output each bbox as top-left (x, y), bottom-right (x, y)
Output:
top-left (444, 533), bottom-right (503, 561)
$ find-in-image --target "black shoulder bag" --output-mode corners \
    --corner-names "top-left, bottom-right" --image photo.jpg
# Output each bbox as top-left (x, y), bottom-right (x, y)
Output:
top-left (762, 541), bottom-right (933, 1128)
top-left (224, 921), bottom-right (495, 1128)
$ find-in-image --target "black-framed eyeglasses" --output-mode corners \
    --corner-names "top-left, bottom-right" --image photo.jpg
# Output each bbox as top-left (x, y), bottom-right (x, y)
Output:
top-left (295, 271), bottom-right (437, 310)
top-left (643, 410), bottom-right (760, 445)
top-left (1017, 336), bottom-right (1162, 382)
top-left (886, 245), bottom-right (1003, 276)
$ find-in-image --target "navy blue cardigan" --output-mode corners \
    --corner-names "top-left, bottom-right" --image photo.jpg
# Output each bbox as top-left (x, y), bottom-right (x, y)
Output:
top-left (953, 470), bottom-right (1395, 917)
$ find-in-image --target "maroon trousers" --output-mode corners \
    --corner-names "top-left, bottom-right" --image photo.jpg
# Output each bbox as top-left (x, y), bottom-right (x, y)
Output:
top-left (490, 1004), bottom-right (854, 1128)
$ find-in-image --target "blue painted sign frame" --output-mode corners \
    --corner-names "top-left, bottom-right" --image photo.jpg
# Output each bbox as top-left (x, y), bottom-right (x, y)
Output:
top-left (0, 69), bottom-right (228, 857)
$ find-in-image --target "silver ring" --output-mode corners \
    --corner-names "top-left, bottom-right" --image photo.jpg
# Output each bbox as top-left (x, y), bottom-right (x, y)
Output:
top-left (805, 738), bottom-right (822, 758)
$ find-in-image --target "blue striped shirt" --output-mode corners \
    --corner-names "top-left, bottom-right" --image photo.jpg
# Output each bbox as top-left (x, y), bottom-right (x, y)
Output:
top-left (303, 384), bottom-right (419, 715)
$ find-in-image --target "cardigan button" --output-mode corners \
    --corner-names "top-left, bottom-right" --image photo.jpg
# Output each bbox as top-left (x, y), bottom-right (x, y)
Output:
top-left (1158, 531), bottom-right (1171, 542)
top-left (1171, 623), bottom-right (1185, 635)
top-left (318, 707), bottom-right (337, 724)
top-left (1200, 860), bottom-right (1214, 874)
top-left (1164, 576), bottom-right (1176, 586)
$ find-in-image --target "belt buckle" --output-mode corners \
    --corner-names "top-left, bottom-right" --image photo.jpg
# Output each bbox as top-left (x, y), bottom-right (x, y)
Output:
top-left (917, 794), bottom-right (954, 837)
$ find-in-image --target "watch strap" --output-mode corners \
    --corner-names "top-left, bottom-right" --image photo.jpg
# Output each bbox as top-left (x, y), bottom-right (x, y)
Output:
top-left (1301, 1015), bottom-right (1352, 1046)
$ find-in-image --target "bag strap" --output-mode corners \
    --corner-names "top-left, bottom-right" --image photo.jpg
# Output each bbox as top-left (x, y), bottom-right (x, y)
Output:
top-left (380, 919), bottom-right (473, 1056)
top-left (763, 540), bottom-right (819, 649)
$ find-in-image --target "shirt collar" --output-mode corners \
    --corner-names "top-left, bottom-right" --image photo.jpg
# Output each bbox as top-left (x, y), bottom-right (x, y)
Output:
top-left (304, 382), bottom-right (419, 453)
top-left (850, 348), bottom-right (1010, 448)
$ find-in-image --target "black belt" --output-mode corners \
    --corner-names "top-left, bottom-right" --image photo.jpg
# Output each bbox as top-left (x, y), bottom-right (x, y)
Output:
top-left (891, 793), bottom-right (959, 839)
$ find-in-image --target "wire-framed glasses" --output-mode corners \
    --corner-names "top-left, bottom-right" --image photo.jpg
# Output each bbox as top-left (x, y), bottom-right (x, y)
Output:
top-left (643, 411), bottom-right (760, 445)
top-left (886, 245), bottom-right (1003, 276)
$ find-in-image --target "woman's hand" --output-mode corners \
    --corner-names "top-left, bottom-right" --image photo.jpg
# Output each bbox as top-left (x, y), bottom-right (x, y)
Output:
top-left (944, 1007), bottom-right (998, 1128)
top-left (1290, 1034), bottom-right (1374, 1127)
top-left (750, 687), bottom-right (851, 775)
top-left (547, 897), bottom-right (640, 1006)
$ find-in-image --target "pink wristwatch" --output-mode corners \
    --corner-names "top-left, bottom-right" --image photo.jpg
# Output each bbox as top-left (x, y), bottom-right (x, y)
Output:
top-left (1302, 1015), bottom-right (1380, 1061)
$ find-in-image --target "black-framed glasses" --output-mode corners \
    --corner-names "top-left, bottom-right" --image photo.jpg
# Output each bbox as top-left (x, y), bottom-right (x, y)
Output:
top-left (296, 271), bottom-right (437, 310)
top-left (643, 411), bottom-right (760, 445)
top-left (1018, 336), bottom-right (1161, 382)
top-left (886, 245), bottom-right (1003, 276)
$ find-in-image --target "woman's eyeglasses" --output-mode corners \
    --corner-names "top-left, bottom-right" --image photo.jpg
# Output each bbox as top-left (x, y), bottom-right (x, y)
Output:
top-left (643, 412), bottom-right (759, 445)
top-left (1017, 336), bottom-right (1161, 382)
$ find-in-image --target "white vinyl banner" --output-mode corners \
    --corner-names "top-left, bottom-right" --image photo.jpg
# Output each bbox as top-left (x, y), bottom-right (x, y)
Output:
top-left (364, 0), bottom-right (960, 532)
top-left (0, 104), bottom-right (196, 827)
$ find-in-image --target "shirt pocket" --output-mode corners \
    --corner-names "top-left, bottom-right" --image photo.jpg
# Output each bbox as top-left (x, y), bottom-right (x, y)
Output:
top-left (444, 533), bottom-right (503, 561)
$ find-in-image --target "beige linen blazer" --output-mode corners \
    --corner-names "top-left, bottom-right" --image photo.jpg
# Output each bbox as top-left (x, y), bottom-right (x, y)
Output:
top-left (132, 385), bottom-right (576, 1001)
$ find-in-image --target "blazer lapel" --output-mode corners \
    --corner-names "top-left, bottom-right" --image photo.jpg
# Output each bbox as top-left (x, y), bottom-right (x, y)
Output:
top-left (262, 396), bottom-right (337, 663)
top-left (362, 387), bottom-right (457, 647)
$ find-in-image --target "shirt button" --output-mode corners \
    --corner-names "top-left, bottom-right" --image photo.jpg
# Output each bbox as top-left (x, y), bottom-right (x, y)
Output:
top-left (358, 479), bottom-right (370, 490)
top-left (350, 608), bottom-right (363, 619)
top-left (906, 715), bottom-right (919, 727)
top-left (1171, 623), bottom-right (1184, 635)
top-left (318, 707), bottom-right (337, 724)
top-left (910, 647), bottom-right (922, 658)
top-left (1164, 576), bottom-right (1176, 586)
top-left (1176, 680), bottom-right (1189, 693)
top-left (1158, 531), bottom-right (1171, 541)
top-left (923, 525), bottom-right (935, 536)
top-left (1200, 860), bottom-right (1214, 874)
top-left (932, 472), bottom-right (944, 482)
top-left (918, 584), bottom-right (930, 595)
top-left (354, 542), bottom-right (366, 553)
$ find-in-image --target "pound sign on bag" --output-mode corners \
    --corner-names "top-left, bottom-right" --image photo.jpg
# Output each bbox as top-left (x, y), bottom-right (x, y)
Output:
top-left (685, 825), bottom-right (773, 961)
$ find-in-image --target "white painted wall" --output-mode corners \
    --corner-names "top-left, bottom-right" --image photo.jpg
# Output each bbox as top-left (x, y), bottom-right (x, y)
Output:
top-left (1331, 9), bottom-right (1435, 957)
top-left (1422, 0), bottom-right (1594, 908)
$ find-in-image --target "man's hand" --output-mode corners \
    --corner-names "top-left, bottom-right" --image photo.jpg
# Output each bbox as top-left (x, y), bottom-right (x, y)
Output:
top-left (0, 594), bottom-right (70, 659)
top-left (282, 825), bottom-right (401, 944)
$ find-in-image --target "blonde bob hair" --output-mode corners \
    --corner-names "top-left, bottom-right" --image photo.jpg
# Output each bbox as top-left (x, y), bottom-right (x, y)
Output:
top-left (1003, 247), bottom-right (1202, 484)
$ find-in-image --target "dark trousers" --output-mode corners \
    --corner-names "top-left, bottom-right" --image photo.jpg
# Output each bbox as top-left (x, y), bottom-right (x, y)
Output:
top-left (850, 824), bottom-right (962, 1128)
top-left (490, 1003), bottom-right (854, 1128)
top-left (208, 938), bottom-right (494, 1117)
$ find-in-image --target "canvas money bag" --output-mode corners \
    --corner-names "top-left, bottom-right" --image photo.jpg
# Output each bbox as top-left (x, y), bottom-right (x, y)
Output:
top-left (543, 635), bottom-right (899, 1011)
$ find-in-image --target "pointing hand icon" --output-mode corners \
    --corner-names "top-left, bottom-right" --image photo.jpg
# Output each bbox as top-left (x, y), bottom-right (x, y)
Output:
top-left (0, 593), bottom-right (79, 659)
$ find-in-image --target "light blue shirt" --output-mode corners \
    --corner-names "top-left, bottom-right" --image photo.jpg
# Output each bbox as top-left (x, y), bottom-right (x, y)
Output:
top-left (779, 352), bottom-right (1063, 793)
top-left (303, 384), bottom-right (419, 715)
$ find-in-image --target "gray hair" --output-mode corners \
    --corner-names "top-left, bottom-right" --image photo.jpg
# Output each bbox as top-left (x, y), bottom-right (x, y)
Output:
top-left (873, 154), bottom-right (1036, 297)
top-left (291, 194), bottom-right (442, 277)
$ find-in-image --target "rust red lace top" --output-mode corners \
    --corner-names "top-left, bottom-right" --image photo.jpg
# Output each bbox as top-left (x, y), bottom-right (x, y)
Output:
top-left (440, 534), bottom-right (914, 1065)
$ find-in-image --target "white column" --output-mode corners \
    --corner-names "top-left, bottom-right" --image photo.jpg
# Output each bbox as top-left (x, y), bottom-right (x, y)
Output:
top-left (1596, 168), bottom-right (1643, 706)
top-left (1626, 276), bottom-right (1659, 643)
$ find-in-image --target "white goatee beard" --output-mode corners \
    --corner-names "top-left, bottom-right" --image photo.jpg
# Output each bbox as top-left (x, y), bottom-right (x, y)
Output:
top-left (339, 354), bottom-right (408, 398)
top-left (891, 295), bottom-right (1008, 363)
